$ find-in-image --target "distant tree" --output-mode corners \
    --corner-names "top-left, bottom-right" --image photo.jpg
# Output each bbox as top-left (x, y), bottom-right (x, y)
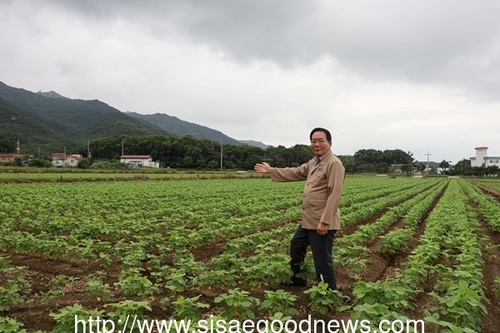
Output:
top-left (182, 156), bottom-right (193, 169)
top-left (401, 164), bottom-right (414, 174)
top-left (376, 162), bottom-right (389, 174)
top-left (78, 157), bottom-right (93, 169)
top-left (207, 160), bottom-right (219, 170)
top-left (382, 149), bottom-right (414, 164)
top-left (475, 166), bottom-right (488, 177)
top-left (0, 134), bottom-right (12, 153)
top-left (452, 159), bottom-right (472, 176)
top-left (486, 165), bottom-right (499, 177)
top-left (354, 149), bottom-right (384, 165)
top-left (224, 144), bottom-right (265, 170)
top-left (439, 160), bottom-right (451, 169)
top-left (266, 145), bottom-right (288, 167)
top-left (416, 163), bottom-right (426, 173)
top-left (290, 144), bottom-right (314, 166)
top-left (353, 149), bottom-right (392, 173)
top-left (338, 155), bottom-right (355, 173)
top-left (28, 157), bottom-right (52, 168)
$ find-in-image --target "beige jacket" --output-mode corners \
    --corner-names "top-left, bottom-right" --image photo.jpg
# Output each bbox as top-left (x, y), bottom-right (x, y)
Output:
top-left (269, 150), bottom-right (345, 230)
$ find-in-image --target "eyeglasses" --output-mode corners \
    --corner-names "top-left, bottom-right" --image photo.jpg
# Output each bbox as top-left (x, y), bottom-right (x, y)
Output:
top-left (310, 139), bottom-right (328, 144)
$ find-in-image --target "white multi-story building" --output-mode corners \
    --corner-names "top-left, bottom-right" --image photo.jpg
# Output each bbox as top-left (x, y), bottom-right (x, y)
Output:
top-left (470, 146), bottom-right (500, 167)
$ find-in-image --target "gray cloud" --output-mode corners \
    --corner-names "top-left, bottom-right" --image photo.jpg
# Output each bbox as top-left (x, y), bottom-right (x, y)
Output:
top-left (1, 0), bottom-right (499, 163)
top-left (44, 0), bottom-right (500, 99)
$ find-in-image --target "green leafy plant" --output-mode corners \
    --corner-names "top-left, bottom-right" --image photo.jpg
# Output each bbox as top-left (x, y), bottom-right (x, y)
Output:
top-left (50, 275), bottom-right (79, 290)
top-left (50, 304), bottom-right (104, 333)
top-left (106, 300), bottom-right (152, 323)
top-left (0, 316), bottom-right (28, 333)
top-left (40, 289), bottom-right (64, 309)
top-left (259, 289), bottom-right (298, 317)
top-left (351, 303), bottom-right (412, 331)
top-left (352, 280), bottom-right (412, 311)
top-left (424, 311), bottom-right (477, 333)
top-left (162, 268), bottom-right (190, 294)
top-left (379, 228), bottom-right (413, 255)
top-left (494, 276), bottom-right (500, 297)
top-left (199, 268), bottom-right (238, 288)
top-left (171, 295), bottom-right (209, 321)
top-left (97, 251), bottom-right (112, 267)
top-left (0, 265), bottom-right (32, 311)
top-left (268, 312), bottom-right (293, 322)
top-left (429, 280), bottom-right (487, 330)
top-left (115, 271), bottom-right (159, 297)
top-left (159, 296), bottom-right (171, 312)
top-left (0, 285), bottom-right (21, 311)
top-left (242, 253), bottom-right (291, 288)
top-left (304, 280), bottom-right (349, 315)
top-left (84, 273), bottom-right (112, 302)
top-left (214, 288), bottom-right (260, 319)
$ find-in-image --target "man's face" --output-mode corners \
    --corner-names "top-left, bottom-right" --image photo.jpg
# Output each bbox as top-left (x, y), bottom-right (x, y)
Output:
top-left (310, 131), bottom-right (332, 157)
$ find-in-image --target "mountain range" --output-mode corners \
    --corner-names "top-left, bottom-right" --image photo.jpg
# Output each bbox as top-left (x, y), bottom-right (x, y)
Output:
top-left (0, 81), bottom-right (268, 155)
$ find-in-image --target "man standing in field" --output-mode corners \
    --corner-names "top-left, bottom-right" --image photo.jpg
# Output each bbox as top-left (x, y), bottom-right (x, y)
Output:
top-left (254, 127), bottom-right (345, 290)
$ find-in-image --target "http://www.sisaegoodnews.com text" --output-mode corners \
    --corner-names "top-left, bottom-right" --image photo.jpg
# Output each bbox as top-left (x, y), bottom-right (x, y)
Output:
top-left (74, 314), bottom-right (426, 333)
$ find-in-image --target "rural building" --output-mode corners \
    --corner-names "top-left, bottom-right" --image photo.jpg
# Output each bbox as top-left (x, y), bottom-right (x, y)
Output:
top-left (0, 153), bottom-right (31, 164)
top-left (390, 164), bottom-right (416, 174)
top-left (0, 153), bottom-right (23, 163)
top-left (51, 153), bottom-right (82, 167)
top-left (470, 146), bottom-right (500, 167)
top-left (120, 155), bottom-right (159, 168)
top-left (390, 164), bottom-right (404, 173)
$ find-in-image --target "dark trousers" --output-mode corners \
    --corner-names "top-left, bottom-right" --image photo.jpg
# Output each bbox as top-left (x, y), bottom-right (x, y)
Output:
top-left (290, 226), bottom-right (337, 290)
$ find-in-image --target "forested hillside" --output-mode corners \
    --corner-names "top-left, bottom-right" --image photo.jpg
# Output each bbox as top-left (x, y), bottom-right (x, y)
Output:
top-left (126, 112), bottom-right (242, 145)
top-left (0, 82), bottom-right (249, 155)
top-left (0, 82), bottom-right (165, 154)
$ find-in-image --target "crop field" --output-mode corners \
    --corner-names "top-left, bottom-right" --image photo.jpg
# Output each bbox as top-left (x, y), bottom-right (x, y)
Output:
top-left (0, 169), bottom-right (256, 182)
top-left (0, 173), bottom-right (499, 332)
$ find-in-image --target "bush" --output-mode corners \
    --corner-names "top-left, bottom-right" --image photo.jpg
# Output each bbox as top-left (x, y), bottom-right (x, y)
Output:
top-left (77, 157), bottom-right (93, 169)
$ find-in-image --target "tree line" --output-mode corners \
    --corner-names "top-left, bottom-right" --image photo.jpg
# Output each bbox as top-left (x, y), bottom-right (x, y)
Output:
top-left (79, 135), bottom-right (416, 173)
top-left (9, 134), bottom-right (498, 176)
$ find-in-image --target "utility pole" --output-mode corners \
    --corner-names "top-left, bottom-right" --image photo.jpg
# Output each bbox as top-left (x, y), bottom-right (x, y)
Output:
top-left (425, 151), bottom-right (431, 173)
top-left (220, 139), bottom-right (223, 171)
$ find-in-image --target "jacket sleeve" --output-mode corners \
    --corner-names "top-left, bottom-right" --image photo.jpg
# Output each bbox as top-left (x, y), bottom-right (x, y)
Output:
top-left (269, 162), bottom-right (309, 182)
top-left (320, 160), bottom-right (345, 226)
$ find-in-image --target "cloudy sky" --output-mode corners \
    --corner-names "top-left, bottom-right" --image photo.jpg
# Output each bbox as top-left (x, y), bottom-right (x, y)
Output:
top-left (1, 0), bottom-right (499, 163)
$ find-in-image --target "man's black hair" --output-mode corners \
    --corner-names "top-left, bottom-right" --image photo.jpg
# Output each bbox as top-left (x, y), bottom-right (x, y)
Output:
top-left (310, 127), bottom-right (332, 142)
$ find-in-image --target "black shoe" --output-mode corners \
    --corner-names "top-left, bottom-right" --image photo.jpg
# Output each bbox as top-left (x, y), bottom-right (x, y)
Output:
top-left (280, 279), bottom-right (307, 287)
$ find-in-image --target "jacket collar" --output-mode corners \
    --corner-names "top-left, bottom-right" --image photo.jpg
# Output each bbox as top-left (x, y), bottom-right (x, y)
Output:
top-left (310, 150), bottom-right (333, 173)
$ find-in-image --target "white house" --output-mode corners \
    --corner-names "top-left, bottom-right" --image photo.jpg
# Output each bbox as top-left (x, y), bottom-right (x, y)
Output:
top-left (120, 155), bottom-right (159, 168)
top-left (470, 146), bottom-right (500, 167)
top-left (51, 153), bottom-right (83, 167)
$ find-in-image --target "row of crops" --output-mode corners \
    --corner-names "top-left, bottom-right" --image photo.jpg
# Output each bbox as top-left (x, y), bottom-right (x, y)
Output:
top-left (0, 170), bottom-right (256, 182)
top-left (0, 174), bottom-right (499, 332)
